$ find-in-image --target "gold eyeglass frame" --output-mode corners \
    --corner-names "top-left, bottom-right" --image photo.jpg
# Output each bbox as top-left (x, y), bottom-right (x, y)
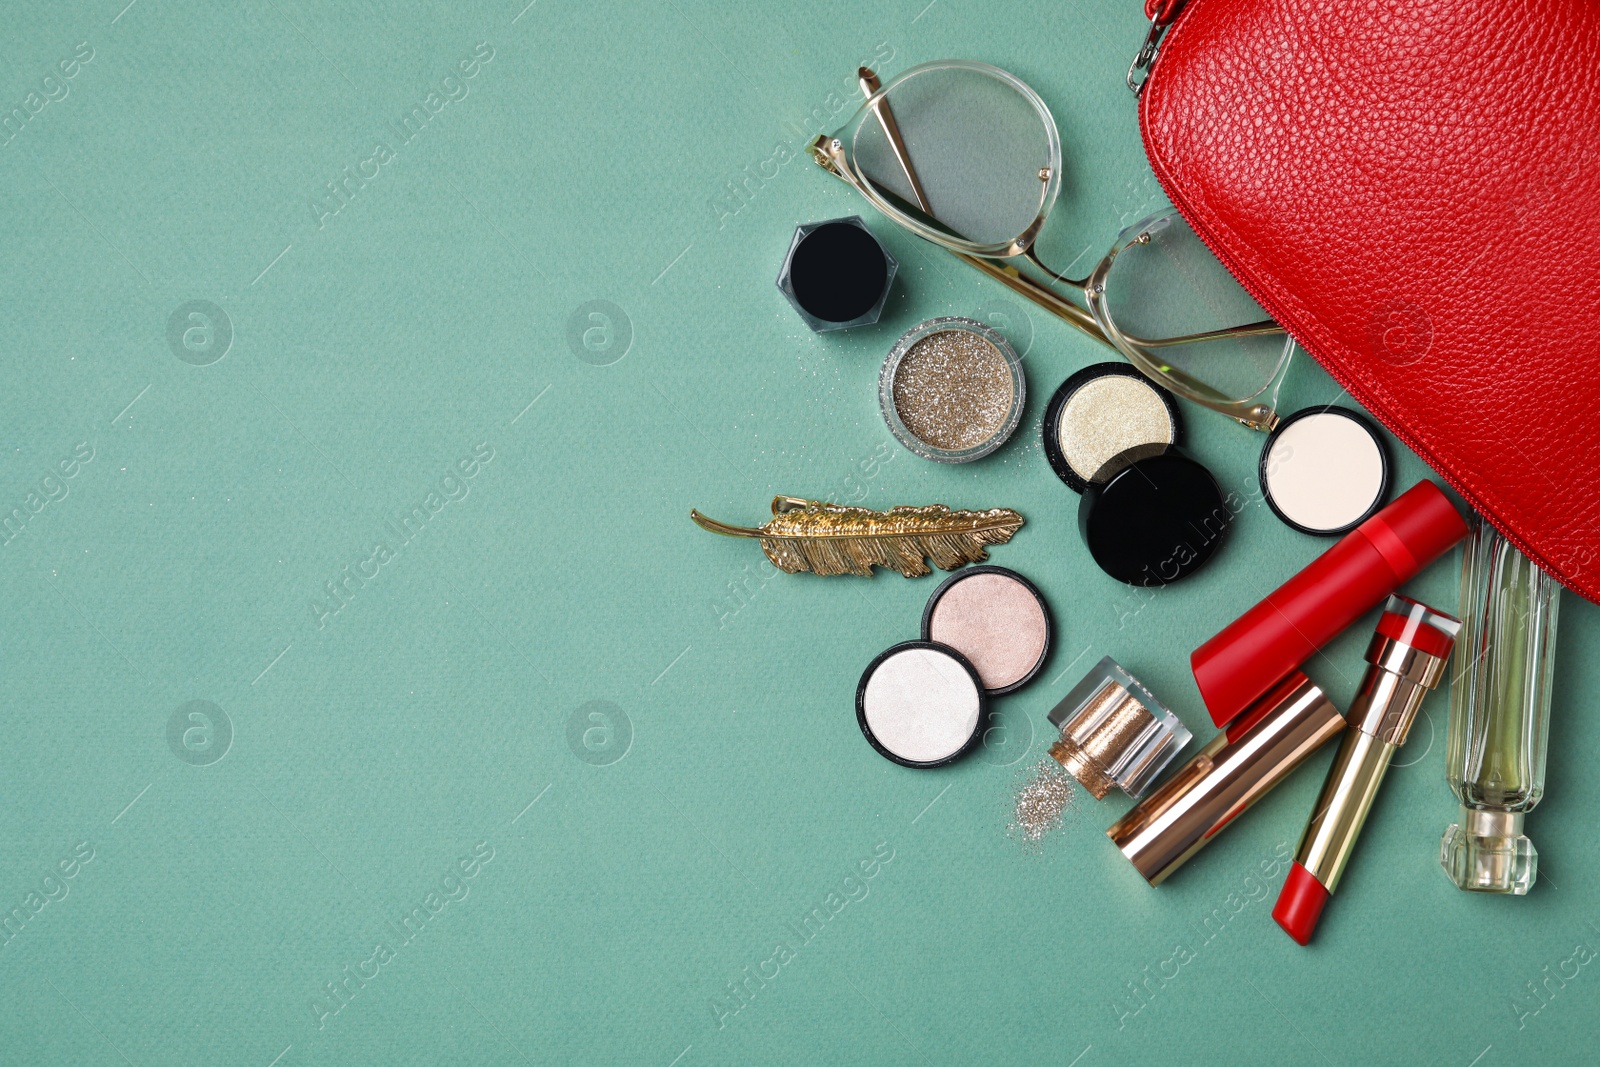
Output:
top-left (808, 59), bottom-right (1291, 432)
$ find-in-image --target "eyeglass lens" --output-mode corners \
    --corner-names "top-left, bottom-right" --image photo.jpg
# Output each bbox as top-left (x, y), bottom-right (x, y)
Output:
top-left (852, 66), bottom-right (1051, 249)
top-left (1098, 213), bottom-right (1292, 405)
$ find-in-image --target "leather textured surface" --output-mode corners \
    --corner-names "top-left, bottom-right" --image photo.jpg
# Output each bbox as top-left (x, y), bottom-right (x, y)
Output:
top-left (1141, 0), bottom-right (1600, 604)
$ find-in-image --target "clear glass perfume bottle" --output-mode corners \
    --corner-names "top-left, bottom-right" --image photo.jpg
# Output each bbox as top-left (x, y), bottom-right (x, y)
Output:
top-left (1440, 519), bottom-right (1561, 894)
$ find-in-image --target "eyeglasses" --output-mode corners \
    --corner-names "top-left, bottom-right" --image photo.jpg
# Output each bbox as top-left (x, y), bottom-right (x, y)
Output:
top-left (809, 60), bottom-right (1294, 432)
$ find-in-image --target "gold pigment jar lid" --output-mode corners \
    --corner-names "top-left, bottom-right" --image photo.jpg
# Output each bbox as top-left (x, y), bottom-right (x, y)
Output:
top-left (1106, 671), bottom-right (1344, 886)
top-left (1046, 656), bottom-right (1191, 800)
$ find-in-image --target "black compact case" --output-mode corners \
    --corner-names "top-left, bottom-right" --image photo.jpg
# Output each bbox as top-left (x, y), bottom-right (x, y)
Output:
top-left (1078, 445), bottom-right (1232, 586)
top-left (776, 216), bottom-right (897, 332)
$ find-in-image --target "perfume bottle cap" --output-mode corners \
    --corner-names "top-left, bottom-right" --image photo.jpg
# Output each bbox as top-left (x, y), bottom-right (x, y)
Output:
top-left (1046, 656), bottom-right (1190, 799)
top-left (1440, 807), bottom-right (1537, 894)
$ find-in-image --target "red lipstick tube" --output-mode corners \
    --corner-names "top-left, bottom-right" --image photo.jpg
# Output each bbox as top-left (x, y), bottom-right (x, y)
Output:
top-left (1191, 480), bottom-right (1466, 728)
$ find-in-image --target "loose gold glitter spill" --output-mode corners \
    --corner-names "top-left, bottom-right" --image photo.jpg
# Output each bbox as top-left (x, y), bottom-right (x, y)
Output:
top-left (892, 329), bottom-right (1013, 452)
top-left (1009, 757), bottom-right (1079, 850)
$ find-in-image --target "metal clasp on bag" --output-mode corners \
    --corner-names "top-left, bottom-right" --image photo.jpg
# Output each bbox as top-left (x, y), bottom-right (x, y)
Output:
top-left (1127, 0), bottom-right (1187, 95)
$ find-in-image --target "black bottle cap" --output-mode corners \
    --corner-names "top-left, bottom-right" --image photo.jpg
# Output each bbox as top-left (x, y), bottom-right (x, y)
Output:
top-left (777, 216), bottom-right (897, 332)
top-left (1078, 445), bottom-right (1232, 586)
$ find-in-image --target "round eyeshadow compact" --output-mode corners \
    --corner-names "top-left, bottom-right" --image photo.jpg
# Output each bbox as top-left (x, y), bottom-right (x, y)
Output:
top-left (1079, 445), bottom-right (1232, 586)
top-left (1043, 363), bottom-right (1182, 492)
top-left (856, 640), bottom-right (986, 767)
top-left (1259, 406), bottom-right (1391, 535)
top-left (880, 317), bottom-right (1025, 463)
top-left (920, 566), bottom-right (1052, 695)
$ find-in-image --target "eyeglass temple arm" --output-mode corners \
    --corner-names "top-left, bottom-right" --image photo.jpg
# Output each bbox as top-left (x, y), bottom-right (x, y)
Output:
top-left (1124, 320), bottom-right (1285, 347)
top-left (860, 166), bottom-right (1283, 351)
top-left (870, 67), bottom-right (1092, 297)
top-left (959, 255), bottom-right (1111, 344)
top-left (813, 148), bottom-right (1284, 355)
top-left (881, 193), bottom-right (1112, 347)
top-left (859, 68), bottom-right (932, 215)
top-left (1022, 248), bottom-right (1093, 291)
top-left (843, 71), bottom-right (1278, 353)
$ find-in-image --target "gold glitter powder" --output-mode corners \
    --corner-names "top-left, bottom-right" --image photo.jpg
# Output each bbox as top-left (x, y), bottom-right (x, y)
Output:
top-left (892, 328), bottom-right (1014, 452)
top-left (1058, 374), bottom-right (1174, 482)
top-left (1008, 757), bottom-right (1079, 850)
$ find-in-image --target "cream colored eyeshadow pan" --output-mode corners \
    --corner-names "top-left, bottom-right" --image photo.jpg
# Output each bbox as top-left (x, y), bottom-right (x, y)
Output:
top-left (1058, 374), bottom-right (1176, 481)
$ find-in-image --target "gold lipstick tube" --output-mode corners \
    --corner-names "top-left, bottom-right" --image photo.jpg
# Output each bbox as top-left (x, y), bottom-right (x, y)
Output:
top-left (1107, 672), bottom-right (1344, 885)
top-left (1295, 620), bottom-right (1451, 889)
top-left (1273, 595), bottom-right (1460, 944)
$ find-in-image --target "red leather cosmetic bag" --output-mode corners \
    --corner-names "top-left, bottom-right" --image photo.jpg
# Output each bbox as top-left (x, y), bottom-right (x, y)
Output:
top-left (1137, 0), bottom-right (1600, 603)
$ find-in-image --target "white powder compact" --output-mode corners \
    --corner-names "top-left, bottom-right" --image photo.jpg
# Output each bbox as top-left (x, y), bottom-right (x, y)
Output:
top-left (1259, 406), bottom-right (1391, 535)
top-left (856, 641), bottom-right (986, 767)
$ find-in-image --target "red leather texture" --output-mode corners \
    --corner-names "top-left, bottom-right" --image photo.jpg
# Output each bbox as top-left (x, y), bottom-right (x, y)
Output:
top-left (1139, 0), bottom-right (1600, 604)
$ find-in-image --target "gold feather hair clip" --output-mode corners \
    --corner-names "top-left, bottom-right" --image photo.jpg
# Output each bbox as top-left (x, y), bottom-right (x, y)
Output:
top-left (690, 496), bottom-right (1024, 578)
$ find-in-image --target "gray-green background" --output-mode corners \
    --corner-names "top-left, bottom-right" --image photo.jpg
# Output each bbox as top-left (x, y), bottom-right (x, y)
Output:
top-left (2, 1), bottom-right (1594, 1064)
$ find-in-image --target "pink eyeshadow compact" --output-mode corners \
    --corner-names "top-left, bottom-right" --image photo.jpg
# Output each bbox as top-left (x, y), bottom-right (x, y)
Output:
top-left (921, 566), bottom-right (1052, 695)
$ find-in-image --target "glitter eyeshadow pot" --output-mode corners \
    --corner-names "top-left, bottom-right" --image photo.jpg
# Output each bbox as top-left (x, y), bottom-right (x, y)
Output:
top-left (879, 317), bottom-right (1025, 463)
top-left (856, 640), bottom-right (986, 768)
top-left (1043, 363), bottom-right (1183, 492)
top-left (1046, 656), bottom-right (1191, 800)
top-left (920, 566), bottom-right (1052, 695)
top-left (776, 216), bottom-right (898, 332)
top-left (1259, 406), bottom-right (1391, 535)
